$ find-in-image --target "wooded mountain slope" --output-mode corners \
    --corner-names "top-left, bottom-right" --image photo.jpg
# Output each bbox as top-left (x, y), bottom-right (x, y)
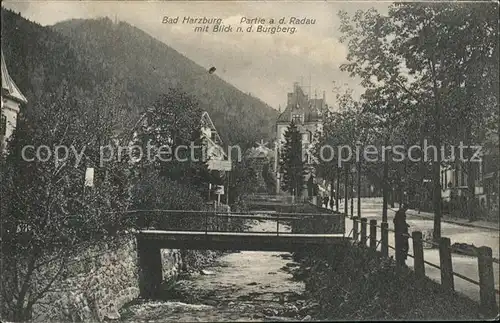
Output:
top-left (1, 9), bottom-right (278, 146)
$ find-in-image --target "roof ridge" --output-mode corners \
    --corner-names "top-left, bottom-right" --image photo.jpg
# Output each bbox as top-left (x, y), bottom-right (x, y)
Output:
top-left (1, 50), bottom-right (28, 104)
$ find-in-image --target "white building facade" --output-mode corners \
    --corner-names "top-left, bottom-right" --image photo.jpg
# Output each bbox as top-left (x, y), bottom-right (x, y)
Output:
top-left (1, 51), bottom-right (27, 152)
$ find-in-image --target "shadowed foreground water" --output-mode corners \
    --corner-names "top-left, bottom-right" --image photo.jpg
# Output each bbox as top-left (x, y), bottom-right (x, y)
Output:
top-left (120, 220), bottom-right (313, 322)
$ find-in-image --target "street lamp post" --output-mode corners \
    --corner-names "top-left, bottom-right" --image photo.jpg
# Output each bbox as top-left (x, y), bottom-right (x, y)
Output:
top-left (357, 159), bottom-right (361, 218)
top-left (344, 163), bottom-right (349, 216)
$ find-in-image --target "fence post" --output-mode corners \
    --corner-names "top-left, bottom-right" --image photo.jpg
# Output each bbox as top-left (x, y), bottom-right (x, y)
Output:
top-left (439, 237), bottom-right (454, 291)
top-left (381, 222), bottom-right (388, 257)
top-left (412, 231), bottom-right (425, 279)
top-left (205, 212), bottom-right (209, 234)
top-left (477, 246), bottom-right (497, 317)
top-left (353, 217), bottom-right (359, 241)
top-left (394, 229), bottom-right (404, 267)
top-left (276, 213), bottom-right (280, 236)
top-left (360, 218), bottom-right (367, 246)
top-left (369, 220), bottom-right (377, 250)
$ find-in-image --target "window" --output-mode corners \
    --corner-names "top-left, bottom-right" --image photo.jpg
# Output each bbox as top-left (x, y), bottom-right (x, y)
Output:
top-left (292, 114), bottom-right (303, 124)
top-left (1, 114), bottom-right (6, 136)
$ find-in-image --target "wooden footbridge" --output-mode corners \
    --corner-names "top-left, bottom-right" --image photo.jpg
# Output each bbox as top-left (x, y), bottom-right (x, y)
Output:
top-left (136, 211), bottom-right (346, 251)
top-left (131, 194), bottom-right (346, 297)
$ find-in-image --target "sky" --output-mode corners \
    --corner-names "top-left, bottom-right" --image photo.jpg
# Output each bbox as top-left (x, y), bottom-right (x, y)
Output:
top-left (2, 0), bottom-right (391, 110)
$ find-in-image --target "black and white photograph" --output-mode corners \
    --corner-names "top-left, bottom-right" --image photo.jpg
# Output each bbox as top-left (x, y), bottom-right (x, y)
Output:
top-left (0, 0), bottom-right (498, 321)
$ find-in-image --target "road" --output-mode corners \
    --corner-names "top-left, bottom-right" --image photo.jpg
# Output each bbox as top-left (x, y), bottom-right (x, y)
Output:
top-left (337, 197), bottom-right (499, 304)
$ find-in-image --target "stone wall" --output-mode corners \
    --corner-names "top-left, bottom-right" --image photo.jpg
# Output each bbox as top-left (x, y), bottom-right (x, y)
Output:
top-left (32, 235), bottom-right (183, 322)
top-left (13, 204), bottom-right (240, 322)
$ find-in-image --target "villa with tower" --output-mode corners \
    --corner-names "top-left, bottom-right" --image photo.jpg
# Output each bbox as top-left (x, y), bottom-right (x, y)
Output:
top-left (275, 82), bottom-right (326, 196)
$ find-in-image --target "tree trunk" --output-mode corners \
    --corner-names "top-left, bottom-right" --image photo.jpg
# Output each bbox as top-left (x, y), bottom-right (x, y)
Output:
top-left (357, 161), bottom-right (361, 218)
top-left (430, 58), bottom-right (442, 243)
top-left (467, 148), bottom-right (477, 222)
top-left (399, 183), bottom-right (404, 206)
top-left (344, 164), bottom-right (349, 215)
top-left (350, 173), bottom-right (354, 216)
top-left (336, 167), bottom-right (340, 212)
top-left (330, 177), bottom-right (335, 208)
top-left (382, 147), bottom-right (389, 223)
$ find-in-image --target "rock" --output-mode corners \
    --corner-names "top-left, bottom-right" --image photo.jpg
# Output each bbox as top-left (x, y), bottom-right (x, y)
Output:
top-left (451, 242), bottom-right (477, 256)
top-left (286, 262), bottom-right (299, 267)
top-left (247, 282), bottom-right (258, 286)
top-left (299, 302), bottom-right (320, 315)
top-left (282, 304), bottom-right (299, 317)
top-left (302, 315), bottom-right (312, 321)
top-left (103, 310), bottom-right (120, 321)
top-left (200, 269), bottom-right (215, 275)
top-left (263, 309), bottom-right (280, 316)
top-left (264, 315), bottom-right (293, 321)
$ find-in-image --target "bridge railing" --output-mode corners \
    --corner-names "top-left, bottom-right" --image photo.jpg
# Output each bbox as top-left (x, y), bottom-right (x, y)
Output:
top-left (126, 209), bottom-right (343, 235)
top-left (243, 194), bottom-right (309, 204)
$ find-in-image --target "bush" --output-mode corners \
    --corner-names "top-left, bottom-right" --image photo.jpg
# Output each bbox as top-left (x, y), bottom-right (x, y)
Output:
top-left (302, 246), bottom-right (482, 320)
top-left (131, 171), bottom-right (207, 230)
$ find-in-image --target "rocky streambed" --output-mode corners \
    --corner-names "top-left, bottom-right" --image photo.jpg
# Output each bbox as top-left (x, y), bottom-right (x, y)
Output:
top-left (119, 220), bottom-right (319, 322)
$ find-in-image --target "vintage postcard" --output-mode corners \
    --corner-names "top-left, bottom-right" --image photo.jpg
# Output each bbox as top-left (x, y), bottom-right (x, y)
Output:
top-left (1, 1), bottom-right (498, 322)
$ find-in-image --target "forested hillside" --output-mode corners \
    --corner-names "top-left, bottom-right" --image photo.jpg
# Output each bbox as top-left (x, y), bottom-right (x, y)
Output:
top-left (1, 8), bottom-right (278, 146)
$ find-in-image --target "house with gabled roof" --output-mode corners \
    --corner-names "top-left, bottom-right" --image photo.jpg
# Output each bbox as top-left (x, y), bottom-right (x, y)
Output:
top-left (201, 111), bottom-right (227, 163)
top-left (1, 50), bottom-right (27, 152)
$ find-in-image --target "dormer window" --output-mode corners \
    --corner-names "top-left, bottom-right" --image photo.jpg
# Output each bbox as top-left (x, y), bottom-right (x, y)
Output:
top-left (292, 114), bottom-right (303, 124)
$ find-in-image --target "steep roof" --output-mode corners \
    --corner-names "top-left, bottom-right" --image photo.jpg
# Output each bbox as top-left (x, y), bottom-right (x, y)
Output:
top-left (1, 51), bottom-right (27, 104)
top-left (246, 146), bottom-right (272, 159)
top-left (201, 111), bottom-right (223, 145)
top-left (276, 84), bottom-right (323, 124)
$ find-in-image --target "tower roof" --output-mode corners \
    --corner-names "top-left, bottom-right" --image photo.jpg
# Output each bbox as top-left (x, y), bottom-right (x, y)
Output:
top-left (277, 83), bottom-right (323, 124)
top-left (1, 51), bottom-right (27, 104)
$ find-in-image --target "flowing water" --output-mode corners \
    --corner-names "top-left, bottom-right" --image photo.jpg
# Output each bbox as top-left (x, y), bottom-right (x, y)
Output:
top-left (120, 220), bottom-right (313, 322)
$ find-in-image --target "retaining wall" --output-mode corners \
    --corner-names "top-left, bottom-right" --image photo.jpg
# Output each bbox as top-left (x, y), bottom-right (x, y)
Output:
top-left (32, 236), bottom-right (182, 322)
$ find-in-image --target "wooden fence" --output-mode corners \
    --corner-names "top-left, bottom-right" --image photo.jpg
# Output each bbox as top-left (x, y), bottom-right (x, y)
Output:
top-left (347, 215), bottom-right (499, 317)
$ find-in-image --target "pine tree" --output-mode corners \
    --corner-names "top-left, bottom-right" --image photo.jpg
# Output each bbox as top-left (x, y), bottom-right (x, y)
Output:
top-left (279, 121), bottom-right (306, 196)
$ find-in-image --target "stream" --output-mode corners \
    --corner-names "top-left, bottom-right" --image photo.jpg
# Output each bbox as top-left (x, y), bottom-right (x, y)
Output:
top-left (120, 219), bottom-right (316, 322)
